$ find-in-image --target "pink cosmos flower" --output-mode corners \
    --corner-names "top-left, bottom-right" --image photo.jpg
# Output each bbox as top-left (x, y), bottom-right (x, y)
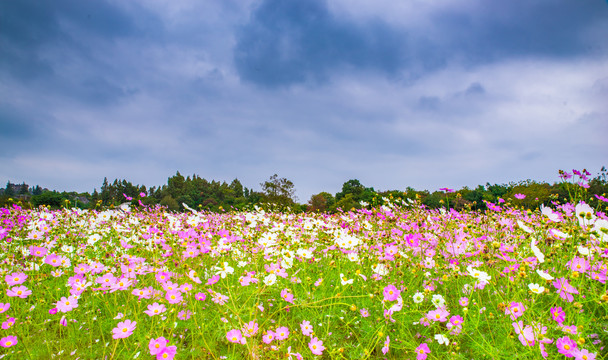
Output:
top-left (144, 302), bottom-right (166, 317)
top-left (7, 285), bottom-right (32, 298)
top-left (165, 290), bottom-right (183, 304)
top-left (195, 292), bottom-right (207, 301)
top-left (382, 336), bottom-right (390, 355)
top-left (207, 275), bottom-right (220, 285)
top-left (383, 284), bottom-right (400, 302)
top-left (553, 278), bottom-right (579, 303)
top-left (572, 348), bottom-right (596, 360)
top-left (300, 320), bottom-right (313, 336)
top-left (1, 317), bottom-right (15, 330)
top-left (569, 257), bottom-right (590, 274)
top-left (29, 245), bottom-right (48, 257)
top-left (242, 321), bottom-right (259, 337)
top-left (459, 297), bottom-right (469, 306)
top-left (156, 345), bottom-right (177, 360)
top-left (112, 319), bottom-right (136, 339)
top-left (0, 336), bottom-right (17, 348)
top-left (226, 329), bottom-right (245, 344)
top-left (415, 343), bottom-right (431, 360)
top-left (512, 321), bottom-right (535, 346)
top-left (360, 308), bottom-right (369, 318)
top-left (177, 310), bottom-right (192, 320)
top-left (514, 193), bottom-right (526, 200)
top-left (505, 302), bottom-right (526, 321)
top-left (308, 337), bottom-right (325, 356)
top-left (449, 315), bottom-right (464, 326)
top-left (281, 289), bottom-right (295, 304)
top-left (551, 307), bottom-right (566, 324)
top-left (5, 272), bottom-right (27, 286)
top-left (262, 330), bottom-right (275, 344)
top-left (56, 296), bottom-right (79, 313)
top-left (556, 336), bottom-right (577, 357)
top-left (427, 307), bottom-right (449, 322)
top-left (0, 303), bottom-right (10, 314)
top-left (149, 337), bottom-right (168, 356)
top-left (155, 271), bottom-right (171, 283)
top-left (275, 326), bottom-right (289, 340)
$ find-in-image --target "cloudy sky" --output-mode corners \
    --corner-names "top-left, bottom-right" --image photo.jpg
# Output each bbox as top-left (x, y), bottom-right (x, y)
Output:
top-left (1, 0), bottom-right (607, 201)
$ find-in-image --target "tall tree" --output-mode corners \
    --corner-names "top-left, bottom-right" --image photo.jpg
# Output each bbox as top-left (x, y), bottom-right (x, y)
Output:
top-left (260, 174), bottom-right (297, 206)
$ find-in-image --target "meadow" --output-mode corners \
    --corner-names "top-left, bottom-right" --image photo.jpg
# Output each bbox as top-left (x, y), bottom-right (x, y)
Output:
top-left (0, 172), bottom-right (606, 359)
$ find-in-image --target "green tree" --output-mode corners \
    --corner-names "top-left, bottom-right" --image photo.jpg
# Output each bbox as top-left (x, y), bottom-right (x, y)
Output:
top-left (308, 192), bottom-right (335, 212)
top-left (260, 174), bottom-right (297, 206)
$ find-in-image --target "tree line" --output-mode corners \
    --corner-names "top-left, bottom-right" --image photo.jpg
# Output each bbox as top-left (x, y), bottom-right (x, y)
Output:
top-left (1, 167), bottom-right (607, 213)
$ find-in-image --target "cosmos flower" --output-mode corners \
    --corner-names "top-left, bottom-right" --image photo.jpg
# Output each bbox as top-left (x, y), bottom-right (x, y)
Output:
top-left (300, 320), bottom-right (313, 336)
top-left (144, 303), bottom-right (166, 317)
top-left (149, 337), bottom-right (168, 356)
top-left (415, 343), bottom-right (431, 360)
top-left (308, 337), bottom-right (325, 356)
top-left (226, 329), bottom-right (245, 344)
top-left (7, 285), bottom-right (32, 299)
top-left (0, 336), bottom-right (17, 348)
top-left (112, 319), bottom-right (136, 339)
top-left (383, 285), bottom-right (400, 301)
top-left (5, 272), bottom-right (27, 286)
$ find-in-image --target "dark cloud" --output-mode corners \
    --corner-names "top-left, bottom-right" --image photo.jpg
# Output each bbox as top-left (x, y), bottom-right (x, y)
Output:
top-left (234, 0), bottom-right (406, 87)
top-left (234, 0), bottom-right (608, 87)
top-left (430, 0), bottom-right (608, 64)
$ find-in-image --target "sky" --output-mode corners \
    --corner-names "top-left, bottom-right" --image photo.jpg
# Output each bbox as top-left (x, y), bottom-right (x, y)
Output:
top-left (1, 0), bottom-right (607, 202)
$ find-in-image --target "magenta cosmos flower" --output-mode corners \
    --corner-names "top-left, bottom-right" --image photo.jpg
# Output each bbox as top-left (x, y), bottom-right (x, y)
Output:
top-left (505, 302), bottom-right (526, 321)
top-left (551, 306), bottom-right (566, 324)
top-left (556, 336), bottom-right (577, 357)
top-left (112, 319), bottom-right (136, 339)
top-left (149, 337), bottom-right (168, 355)
top-left (156, 345), bottom-right (177, 360)
top-left (415, 343), bottom-right (431, 360)
top-left (0, 336), bottom-right (17, 348)
top-left (0, 303), bottom-right (10, 314)
top-left (308, 337), bottom-right (325, 356)
top-left (383, 285), bottom-right (400, 302)
top-left (226, 329), bottom-right (244, 344)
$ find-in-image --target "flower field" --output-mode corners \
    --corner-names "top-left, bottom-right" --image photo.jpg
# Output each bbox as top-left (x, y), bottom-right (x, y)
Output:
top-left (0, 185), bottom-right (607, 359)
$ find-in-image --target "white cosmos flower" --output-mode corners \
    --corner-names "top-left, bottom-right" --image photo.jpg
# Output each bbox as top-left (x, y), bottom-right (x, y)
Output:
top-left (467, 266), bottom-right (491, 283)
top-left (431, 294), bottom-right (446, 308)
top-left (372, 263), bottom-right (389, 276)
top-left (346, 253), bottom-right (359, 262)
top-left (540, 205), bottom-right (560, 222)
top-left (434, 334), bottom-right (449, 346)
top-left (517, 220), bottom-right (534, 234)
top-left (577, 245), bottom-right (590, 256)
top-left (340, 273), bottom-right (354, 285)
top-left (530, 240), bottom-right (545, 263)
top-left (575, 202), bottom-right (596, 227)
top-left (536, 269), bottom-right (554, 280)
top-left (413, 292), bottom-right (424, 304)
top-left (528, 283), bottom-right (545, 294)
top-left (263, 274), bottom-right (277, 286)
